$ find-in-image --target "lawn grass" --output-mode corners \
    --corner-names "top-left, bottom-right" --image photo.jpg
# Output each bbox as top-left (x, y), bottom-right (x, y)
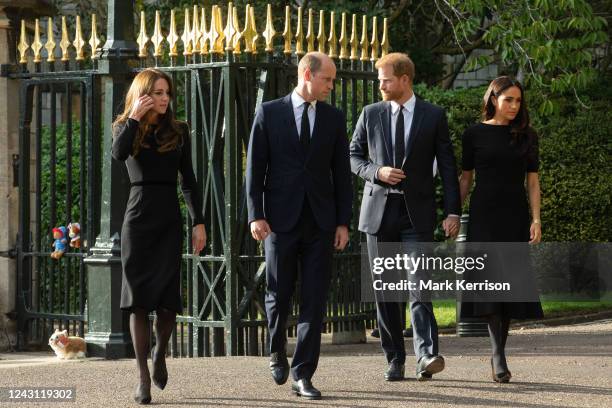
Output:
top-left (402, 299), bottom-right (612, 329)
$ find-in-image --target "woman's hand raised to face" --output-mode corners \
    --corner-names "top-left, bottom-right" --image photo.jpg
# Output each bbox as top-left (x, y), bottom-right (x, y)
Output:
top-left (129, 95), bottom-right (155, 122)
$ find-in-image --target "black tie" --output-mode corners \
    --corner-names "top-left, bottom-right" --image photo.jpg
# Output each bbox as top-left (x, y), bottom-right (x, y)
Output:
top-left (300, 101), bottom-right (311, 152)
top-left (394, 105), bottom-right (405, 168)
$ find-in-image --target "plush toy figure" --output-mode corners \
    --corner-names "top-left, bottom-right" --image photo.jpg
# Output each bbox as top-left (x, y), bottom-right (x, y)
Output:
top-left (68, 222), bottom-right (81, 249)
top-left (51, 226), bottom-right (68, 259)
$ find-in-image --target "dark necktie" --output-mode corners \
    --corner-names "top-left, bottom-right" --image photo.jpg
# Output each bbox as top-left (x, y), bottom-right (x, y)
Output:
top-left (300, 101), bottom-right (311, 152)
top-left (394, 105), bottom-right (405, 168)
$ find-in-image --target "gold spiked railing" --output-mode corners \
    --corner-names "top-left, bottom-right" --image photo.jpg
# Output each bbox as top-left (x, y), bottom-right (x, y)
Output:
top-left (17, 15), bottom-right (103, 66)
top-left (17, 5), bottom-right (391, 67)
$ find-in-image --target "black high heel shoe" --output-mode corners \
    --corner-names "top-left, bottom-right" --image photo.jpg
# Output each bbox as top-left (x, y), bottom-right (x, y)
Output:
top-left (152, 348), bottom-right (168, 390)
top-left (490, 358), bottom-right (512, 383)
top-left (134, 381), bottom-right (152, 404)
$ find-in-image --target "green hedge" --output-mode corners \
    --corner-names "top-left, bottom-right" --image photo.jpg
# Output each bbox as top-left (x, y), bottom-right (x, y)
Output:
top-left (414, 80), bottom-right (611, 243)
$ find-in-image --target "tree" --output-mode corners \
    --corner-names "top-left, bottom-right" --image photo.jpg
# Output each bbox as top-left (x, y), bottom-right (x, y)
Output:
top-left (357, 0), bottom-right (609, 114)
top-left (50, 0), bottom-right (609, 114)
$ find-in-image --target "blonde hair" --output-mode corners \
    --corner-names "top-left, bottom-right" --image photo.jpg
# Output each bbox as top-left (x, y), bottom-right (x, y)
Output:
top-left (113, 68), bottom-right (183, 156)
top-left (374, 53), bottom-right (415, 82)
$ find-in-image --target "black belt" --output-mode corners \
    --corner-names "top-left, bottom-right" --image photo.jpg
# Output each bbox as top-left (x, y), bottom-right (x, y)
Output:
top-left (387, 192), bottom-right (404, 197)
top-left (130, 181), bottom-right (175, 187)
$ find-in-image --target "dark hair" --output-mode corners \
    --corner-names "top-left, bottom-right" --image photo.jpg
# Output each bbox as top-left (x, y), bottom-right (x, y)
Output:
top-left (482, 76), bottom-right (536, 156)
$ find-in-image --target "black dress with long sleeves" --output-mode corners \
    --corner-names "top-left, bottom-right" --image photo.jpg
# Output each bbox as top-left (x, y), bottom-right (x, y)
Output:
top-left (460, 123), bottom-right (543, 319)
top-left (112, 118), bottom-right (204, 314)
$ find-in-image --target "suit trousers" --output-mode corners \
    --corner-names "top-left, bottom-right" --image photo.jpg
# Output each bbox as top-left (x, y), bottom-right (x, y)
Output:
top-left (264, 200), bottom-right (335, 380)
top-left (366, 195), bottom-right (439, 364)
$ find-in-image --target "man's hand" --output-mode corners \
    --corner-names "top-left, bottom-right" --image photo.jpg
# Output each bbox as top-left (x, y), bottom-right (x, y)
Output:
top-left (442, 216), bottom-right (460, 239)
top-left (377, 167), bottom-right (406, 185)
top-left (250, 219), bottom-right (271, 241)
top-left (334, 225), bottom-right (349, 250)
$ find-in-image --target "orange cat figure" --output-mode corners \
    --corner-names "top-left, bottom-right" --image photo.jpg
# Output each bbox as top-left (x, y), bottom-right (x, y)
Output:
top-left (48, 330), bottom-right (86, 359)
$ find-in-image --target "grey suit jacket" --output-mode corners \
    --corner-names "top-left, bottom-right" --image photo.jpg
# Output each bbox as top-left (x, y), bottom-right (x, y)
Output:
top-left (350, 98), bottom-right (461, 237)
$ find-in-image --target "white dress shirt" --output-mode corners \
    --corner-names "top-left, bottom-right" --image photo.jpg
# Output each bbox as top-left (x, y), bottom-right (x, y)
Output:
top-left (291, 90), bottom-right (316, 138)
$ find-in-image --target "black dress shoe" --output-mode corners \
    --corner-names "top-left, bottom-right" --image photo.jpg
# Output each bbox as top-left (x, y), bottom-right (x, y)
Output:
top-left (416, 354), bottom-right (445, 381)
top-left (371, 328), bottom-right (380, 338)
top-left (152, 348), bottom-right (168, 390)
top-left (133, 381), bottom-right (151, 405)
top-left (384, 361), bottom-right (405, 381)
top-left (403, 328), bottom-right (413, 338)
top-left (291, 378), bottom-right (322, 400)
top-left (490, 358), bottom-right (512, 383)
top-left (269, 351), bottom-right (289, 385)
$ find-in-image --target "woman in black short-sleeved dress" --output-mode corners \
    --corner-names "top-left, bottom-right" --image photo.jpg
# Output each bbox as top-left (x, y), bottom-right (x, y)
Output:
top-left (459, 76), bottom-right (543, 383)
top-left (111, 68), bottom-right (206, 404)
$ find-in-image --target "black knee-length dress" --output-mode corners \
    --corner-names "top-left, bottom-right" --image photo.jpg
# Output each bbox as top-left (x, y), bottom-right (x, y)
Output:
top-left (111, 118), bottom-right (204, 314)
top-left (460, 123), bottom-right (543, 319)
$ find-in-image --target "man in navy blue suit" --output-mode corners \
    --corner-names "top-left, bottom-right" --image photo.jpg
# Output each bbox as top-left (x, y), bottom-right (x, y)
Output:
top-left (246, 51), bottom-right (352, 400)
top-left (350, 53), bottom-right (461, 382)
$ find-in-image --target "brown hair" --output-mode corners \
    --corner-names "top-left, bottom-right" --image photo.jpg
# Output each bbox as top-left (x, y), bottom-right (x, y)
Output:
top-left (112, 68), bottom-right (183, 156)
top-left (298, 51), bottom-right (325, 77)
top-left (482, 76), bottom-right (536, 155)
top-left (375, 53), bottom-right (415, 82)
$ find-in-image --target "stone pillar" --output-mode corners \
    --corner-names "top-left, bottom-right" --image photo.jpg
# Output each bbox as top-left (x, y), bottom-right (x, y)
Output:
top-left (83, 0), bottom-right (138, 359)
top-left (0, 8), bottom-right (19, 352)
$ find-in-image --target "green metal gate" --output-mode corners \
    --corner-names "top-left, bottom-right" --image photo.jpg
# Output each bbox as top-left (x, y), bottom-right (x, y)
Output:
top-left (11, 3), bottom-right (389, 356)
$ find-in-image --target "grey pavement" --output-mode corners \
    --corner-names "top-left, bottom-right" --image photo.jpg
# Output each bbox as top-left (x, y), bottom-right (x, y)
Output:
top-left (1, 320), bottom-right (611, 408)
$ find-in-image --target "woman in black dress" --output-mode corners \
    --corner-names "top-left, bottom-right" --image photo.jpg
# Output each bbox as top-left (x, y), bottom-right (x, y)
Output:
top-left (459, 76), bottom-right (543, 383)
top-left (112, 68), bottom-right (206, 404)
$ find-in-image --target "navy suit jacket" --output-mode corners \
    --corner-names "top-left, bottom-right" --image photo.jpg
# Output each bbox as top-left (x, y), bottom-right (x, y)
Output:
top-left (350, 98), bottom-right (461, 236)
top-left (246, 93), bottom-right (353, 233)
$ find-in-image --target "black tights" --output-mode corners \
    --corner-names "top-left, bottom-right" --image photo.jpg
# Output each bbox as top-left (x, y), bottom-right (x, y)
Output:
top-left (129, 307), bottom-right (176, 383)
top-left (488, 314), bottom-right (511, 374)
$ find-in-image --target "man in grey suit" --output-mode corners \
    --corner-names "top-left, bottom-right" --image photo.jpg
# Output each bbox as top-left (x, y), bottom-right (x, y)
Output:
top-left (350, 53), bottom-right (461, 381)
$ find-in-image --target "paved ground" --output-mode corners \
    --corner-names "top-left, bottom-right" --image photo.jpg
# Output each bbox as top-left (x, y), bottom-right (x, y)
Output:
top-left (1, 320), bottom-right (611, 407)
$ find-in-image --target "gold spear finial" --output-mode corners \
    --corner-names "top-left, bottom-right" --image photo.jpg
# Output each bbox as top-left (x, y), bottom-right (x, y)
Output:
top-left (339, 12), bottom-right (348, 60)
top-left (232, 5), bottom-right (242, 54)
top-left (381, 17), bottom-right (390, 57)
top-left (282, 5), bottom-right (292, 55)
top-left (181, 8), bottom-right (193, 56)
top-left (305, 9), bottom-right (315, 53)
top-left (223, 2), bottom-right (236, 52)
top-left (328, 11), bottom-right (337, 58)
top-left (241, 4), bottom-right (258, 54)
top-left (31, 19), bottom-right (43, 63)
top-left (167, 9), bottom-right (179, 57)
top-left (192, 5), bottom-right (201, 55)
top-left (151, 10), bottom-right (164, 57)
top-left (370, 16), bottom-right (379, 62)
top-left (212, 5), bottom-right (225, 54)
top-left (45, 17), bottom-right (56, 62)
top-left (199, 6), bottom-right (209, 55)
top-left (60, 16), bottom-right (71, 62)
top-left (262, 4), bottom-right (276, 52)
top-left (359, 15), bottom-right (368, 62)
top-left (295, 6), bottom-right (304, 57)
top-left (18, 20), bottom-right (29, 64)
top-left (89, 14), bottom-right (101, 60)
top-left (207, 6), bottom-right (219, 53)
top-left (73, 15), bottom-right (85, 61)
top-left (316, 10), bottom-right (325, 53)
top-left (137, 11), bottom-right (149, 58)
top-left (349, 14), bottom-right (358, 60)
top-left (249, 4), bottom-right (259, 53)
